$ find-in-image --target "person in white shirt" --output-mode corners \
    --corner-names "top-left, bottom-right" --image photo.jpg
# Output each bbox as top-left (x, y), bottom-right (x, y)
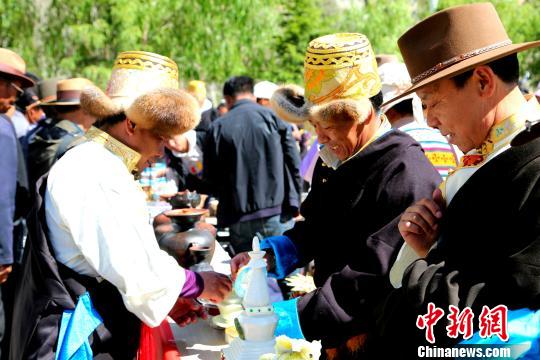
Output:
top-left (11, 51), bottom-right (232, 360)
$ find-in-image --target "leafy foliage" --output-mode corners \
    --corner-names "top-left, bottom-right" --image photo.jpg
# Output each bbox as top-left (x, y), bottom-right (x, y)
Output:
top-left (2, 0), bottom-right (539, 91)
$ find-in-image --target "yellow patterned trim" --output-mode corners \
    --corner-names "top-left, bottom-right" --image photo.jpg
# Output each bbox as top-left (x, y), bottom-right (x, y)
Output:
top-left (308, 67), bottom-right (380, 104)
top-left (305, 53), bottom-right (371, 70)
top-left (302, 33), bottom-right (381, 104)
top-left (308, 33), bottom-right (370, 54)
top-left (84, 127), bottom-right (141, 174)
top-left (113, 51), bottom-right (178, 80)
top-left (425, 152), bottom-right (457, 167)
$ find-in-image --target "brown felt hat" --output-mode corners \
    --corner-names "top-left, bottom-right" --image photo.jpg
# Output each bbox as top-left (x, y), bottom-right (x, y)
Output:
top-left (0, 48), bottom-right (35, 88)
top-left (384, 2), bottom-right (540, 106)
top-left (40, 78), bottom-right (93, 106)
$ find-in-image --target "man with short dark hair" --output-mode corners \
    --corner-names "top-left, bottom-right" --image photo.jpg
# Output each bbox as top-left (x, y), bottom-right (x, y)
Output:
top-left (204, 75), bottom-right (302, 253)
top-left (373, 3), bottom-right (540, 357)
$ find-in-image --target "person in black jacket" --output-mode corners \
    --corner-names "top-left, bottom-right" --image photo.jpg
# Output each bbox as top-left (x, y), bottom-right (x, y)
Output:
top-left (374, 4), bottom-right (540, 358)
top-left (203, 76), bottom-right (302, 253)
top-left (231, 33), bottom-right (442, 355)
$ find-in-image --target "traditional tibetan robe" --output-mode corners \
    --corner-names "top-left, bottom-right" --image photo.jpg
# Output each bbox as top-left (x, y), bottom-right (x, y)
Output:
top-left (264, 121), bottom-right (442, 347)
top-left (375, 97), bottom-right (540, 357)
top-left (11, 127), bottom-right (189, 359)
top-left (390, 96), bottom-right (540, 287)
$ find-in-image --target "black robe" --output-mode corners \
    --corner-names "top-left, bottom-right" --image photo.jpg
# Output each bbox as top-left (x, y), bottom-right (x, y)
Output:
top-left (373, 135), bottom-right (540, 358)
top-left (285, 130), bottom-right (442, 347)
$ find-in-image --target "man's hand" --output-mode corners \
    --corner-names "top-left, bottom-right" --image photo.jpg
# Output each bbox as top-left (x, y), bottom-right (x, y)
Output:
top-left (0, 265), bottom-right (12, 284)
top-left (169, 298), bottom-right (207, 327)
top-left (230, 252), bottom-right (251, 281)
top-left (198, 271), bottom-right (232, 303)
top-left (166, 134), bottom-right (190, 153)
top-left (398, 188), bottom-right (445, 257)
top-left (230, 250), bottom-right (275, 281)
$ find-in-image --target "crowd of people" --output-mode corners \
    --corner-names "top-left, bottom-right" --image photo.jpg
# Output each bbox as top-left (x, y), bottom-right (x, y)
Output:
top-left (0, 2), bottom-right (539, 359)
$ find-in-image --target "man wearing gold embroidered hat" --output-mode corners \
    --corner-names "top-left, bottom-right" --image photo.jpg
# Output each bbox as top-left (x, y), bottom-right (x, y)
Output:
top-left (371, 3), bottom-right (540, 357)
top-left (231, 33), bottom-right (441, 353)
top-left (11, 51), bottom-right (231, 359)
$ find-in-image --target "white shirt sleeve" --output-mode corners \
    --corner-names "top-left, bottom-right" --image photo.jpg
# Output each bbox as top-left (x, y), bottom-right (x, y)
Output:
top-left (389, 241), bottom-right (439, 288)
top-left (46, 148), bottom-right (185, 327)
top-left (171, 129), bottom-right (201, 160)
top-left (389, 243), bottom-right (420, 288)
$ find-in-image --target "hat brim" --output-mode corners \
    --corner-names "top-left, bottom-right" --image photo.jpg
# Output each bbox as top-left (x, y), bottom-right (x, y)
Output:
top-left (383, 40), bottom-right (540, 107)
top-left (0, 64), bottom-right (35, 88)
top-left (79, 84), bottom-right (123, 119)
top-left (270, 85), bottom-right (311, 124)
top-left (40, 100), bottom-right (80, 107)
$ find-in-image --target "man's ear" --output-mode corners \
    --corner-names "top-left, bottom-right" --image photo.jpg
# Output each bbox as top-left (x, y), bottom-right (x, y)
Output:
top-left (224, 95), bottom-right (234, 109)
top-left (125, 118), bottom-right (137, 135)
top-left (473, 66), bottom-right (496, 97)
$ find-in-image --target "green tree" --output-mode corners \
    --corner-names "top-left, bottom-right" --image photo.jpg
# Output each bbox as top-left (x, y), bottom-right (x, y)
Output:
top-left (0, 0), bottom-right (36, 71)
top-left (268, 0), bottom-right (327, 84)
top-left (327, 0), bottom-right (416, 57)
top-left (1, 0), bottom-right (539, 91)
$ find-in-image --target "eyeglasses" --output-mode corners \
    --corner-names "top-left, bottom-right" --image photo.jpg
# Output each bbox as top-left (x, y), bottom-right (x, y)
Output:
top-left (9, 82), bottom-right (24, 99)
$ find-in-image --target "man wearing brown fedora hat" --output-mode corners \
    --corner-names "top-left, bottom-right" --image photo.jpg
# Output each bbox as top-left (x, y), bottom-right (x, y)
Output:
top-left (0, 47), bottom-right (34, 360)
top-left (26, 77), bottom-right (98, 188)
top-left (11, 51), bottom-right (232, 359)
top-left (371, 3), bottom-right (540, 357)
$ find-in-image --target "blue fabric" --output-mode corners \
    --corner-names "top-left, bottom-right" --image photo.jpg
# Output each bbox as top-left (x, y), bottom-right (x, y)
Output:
top-left (0, 115), bottom-right (18, 265)
top-left (273, 298), bottom-right (305, 340)
top-left (459, 309), bottom-right (540, 359)
top-left (260, 235), bottom-right (299, 279)
top-left (234, 265), bottom-right (252, 298)
top-left (55, 292), bottom-right (103, 360)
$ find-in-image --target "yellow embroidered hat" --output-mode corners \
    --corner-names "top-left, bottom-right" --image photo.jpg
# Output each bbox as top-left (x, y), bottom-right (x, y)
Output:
top-left (272, 33), bottom-right (381, 124)
top-left (80, 51), bottom-right (179, 119)
top-left (80, 51), bottom-right (199, 137)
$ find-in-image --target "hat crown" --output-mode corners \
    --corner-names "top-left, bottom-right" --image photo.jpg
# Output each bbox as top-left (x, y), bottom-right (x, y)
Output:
top-left (41, 77), bottom-right (93, 106)
top-left (0, 48), bottom-right (26, 75)
top-left (56, 78), bottom-right (92, 92)
top-left (304, 33), bottom-right (381, 105)
top-left (399, 3), bottom-right (510, 84)
top-left (38, 77), bottom-right (64, 102)
top-left (106, 51), bottom-right (179, 109)
top-left (0, 48), bottom-right (35, 87)
top-left (254, 81), bottom-right (278, 99)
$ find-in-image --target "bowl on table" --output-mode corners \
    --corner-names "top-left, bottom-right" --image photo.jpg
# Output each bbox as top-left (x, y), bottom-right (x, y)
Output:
top-left (164, 208), bottom-right (208, 231)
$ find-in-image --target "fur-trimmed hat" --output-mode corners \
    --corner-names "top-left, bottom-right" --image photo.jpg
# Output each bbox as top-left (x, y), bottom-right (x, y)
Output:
top-left (271, 33), bottom-right (381, 125)
top-left (80, 51), bottom-right (199, 136)
top-left (125, 88), bottom-right (200, 137)
top-left (80, 51), bottom-right (181, 119)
